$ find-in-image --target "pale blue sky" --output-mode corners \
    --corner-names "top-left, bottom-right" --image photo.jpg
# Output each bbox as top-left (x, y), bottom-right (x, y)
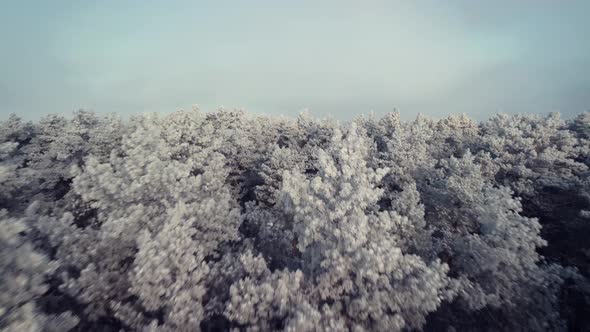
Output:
top-left (1, 1), bottom-right (589, 121)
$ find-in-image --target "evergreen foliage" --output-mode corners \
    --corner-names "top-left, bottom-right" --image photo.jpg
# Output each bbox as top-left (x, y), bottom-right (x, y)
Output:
top-left (1, 109), bottom-right (589, 331)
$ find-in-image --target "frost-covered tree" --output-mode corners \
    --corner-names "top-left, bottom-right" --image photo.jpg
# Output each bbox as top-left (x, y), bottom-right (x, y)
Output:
top-left (0, 115), bottom-right (37, 210)
top-left (34, 113), bottom-right (241, 330)
top-left (477, 112), bottom-right (587, 196)
top-left (419, 151), bottom-right (571, 329)
top-left (2, 108), bottom-right (589, 331)
top-left (273, 123), bottom-right (456, 331)
top-left (23, 112), bottom-right (89, 197)
top-left (0, 111), bottom-right (125, 211)
top-left (254, 145), bottom-right (305, 207)
top-left (0, 142), bottom-right (24, 208)
top-left (0, 209), bottom-right (78, 332)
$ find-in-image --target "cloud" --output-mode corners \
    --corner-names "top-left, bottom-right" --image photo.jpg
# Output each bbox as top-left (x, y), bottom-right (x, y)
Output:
top-left (1, 1), bottom-right (588, 120)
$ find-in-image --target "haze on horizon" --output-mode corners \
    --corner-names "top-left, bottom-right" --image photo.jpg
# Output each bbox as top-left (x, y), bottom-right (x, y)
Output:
top-left (1, 0), bottom-right (589, 121)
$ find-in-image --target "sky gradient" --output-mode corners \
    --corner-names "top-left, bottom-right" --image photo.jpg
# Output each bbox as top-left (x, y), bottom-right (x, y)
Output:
top-left (1, 1), bottom-right (589, 121)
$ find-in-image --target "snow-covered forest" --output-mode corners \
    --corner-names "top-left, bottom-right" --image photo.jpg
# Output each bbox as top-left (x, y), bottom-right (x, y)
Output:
top-left (1, 108), bottom-right (590, 331)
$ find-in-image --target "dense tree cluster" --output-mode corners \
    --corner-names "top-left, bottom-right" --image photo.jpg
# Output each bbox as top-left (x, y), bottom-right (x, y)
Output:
top-left (1, 108), bottom-right (589, 331)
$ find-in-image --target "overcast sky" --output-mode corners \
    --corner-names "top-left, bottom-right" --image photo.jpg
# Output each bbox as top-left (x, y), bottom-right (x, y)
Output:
top-left (1, 1), bottom-right (589, 121)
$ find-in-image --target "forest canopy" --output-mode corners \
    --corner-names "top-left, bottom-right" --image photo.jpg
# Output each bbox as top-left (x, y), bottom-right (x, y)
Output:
top-left (1, 109), bottom-right (589, 331)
